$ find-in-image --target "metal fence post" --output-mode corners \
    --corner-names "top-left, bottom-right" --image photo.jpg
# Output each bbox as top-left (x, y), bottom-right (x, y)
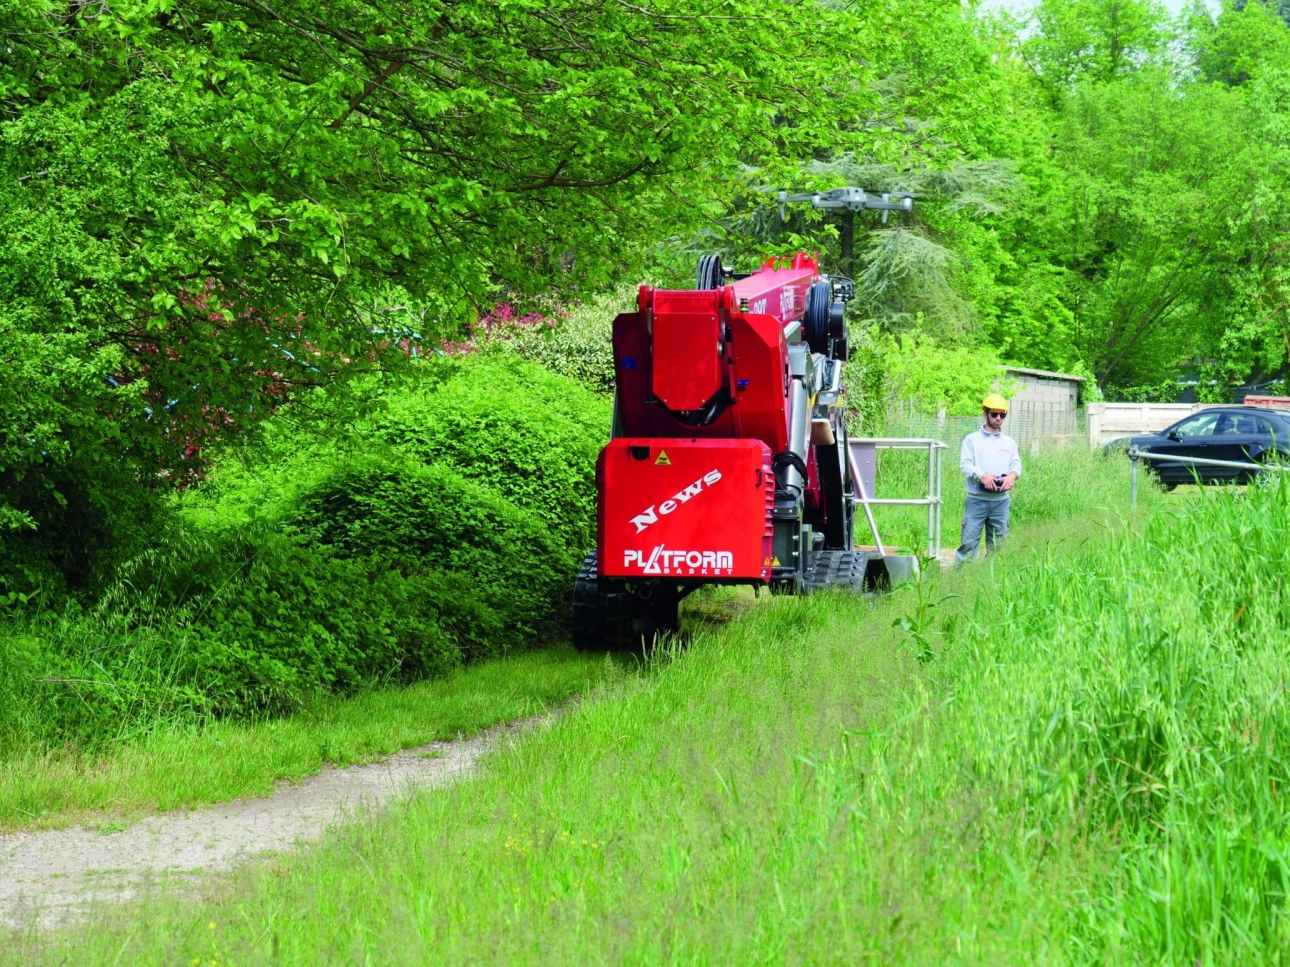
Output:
top-left (926, 442), bottom-right (935, 558)
top-left (1130, 454), bottom-right (1138, 510)
top-left (935, 445), bottom-right (943, 553)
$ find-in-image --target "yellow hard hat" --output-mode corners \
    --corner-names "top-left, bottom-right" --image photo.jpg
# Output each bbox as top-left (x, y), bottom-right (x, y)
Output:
top-left (982, 393), bottom-right (1009, 412)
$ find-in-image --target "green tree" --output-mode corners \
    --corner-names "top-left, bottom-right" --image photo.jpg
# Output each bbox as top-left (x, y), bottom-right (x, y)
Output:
top-left (1023, 0), bottom-right (1170, 97)
top-left (1193, 0), bottom-right (1290, 85)
top-left (1211, 67), bottom-right (1290, 382)
top-left (1232, 0), bottom-right (1290, 29)
top-left (1050, 71), bottom-right (1254, 384)
top-left (0, 0), bottom-right (895, 582)
top-left (696, 1), bottom-right (1027, 340)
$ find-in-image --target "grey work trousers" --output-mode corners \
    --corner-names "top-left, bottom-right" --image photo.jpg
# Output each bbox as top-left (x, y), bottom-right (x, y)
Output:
top-left (956, 494), bottom-right (1010, 565)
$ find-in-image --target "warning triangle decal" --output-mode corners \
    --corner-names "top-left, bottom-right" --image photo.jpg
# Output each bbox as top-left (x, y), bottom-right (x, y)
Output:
top-left (654, 450), bottom-right (671, 466)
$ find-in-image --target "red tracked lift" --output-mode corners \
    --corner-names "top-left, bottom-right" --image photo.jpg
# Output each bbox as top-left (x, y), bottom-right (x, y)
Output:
top-left (574, 253), bottom-right (913, 650)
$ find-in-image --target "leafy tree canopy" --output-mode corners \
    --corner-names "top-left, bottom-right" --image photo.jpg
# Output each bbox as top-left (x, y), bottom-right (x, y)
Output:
top-left (0, 0), bottom-right (920, 530)
top-left (13, 0), bottom-right (1290, 562)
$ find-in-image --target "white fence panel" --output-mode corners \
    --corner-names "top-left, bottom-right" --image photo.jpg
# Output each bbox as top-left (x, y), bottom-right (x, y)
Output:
top-left (1085, 402), bottom-right (1247, 447)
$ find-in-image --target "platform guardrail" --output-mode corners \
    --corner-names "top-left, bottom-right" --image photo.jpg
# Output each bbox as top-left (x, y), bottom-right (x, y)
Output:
top-left (848, 437), bottom-right (948, 559)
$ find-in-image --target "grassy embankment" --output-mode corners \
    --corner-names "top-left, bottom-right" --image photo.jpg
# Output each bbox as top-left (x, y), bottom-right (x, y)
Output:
top-left (0, 433), bottom-right (1097, 833)
top-left (31, 446), bottom-right (1290, 964)
top-left (0, 648), bottom-right (611, 833)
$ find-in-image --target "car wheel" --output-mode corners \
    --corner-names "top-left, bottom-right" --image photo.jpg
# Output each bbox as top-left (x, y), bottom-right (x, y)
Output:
top-left (1252, 459), bottom-right (1283, 489)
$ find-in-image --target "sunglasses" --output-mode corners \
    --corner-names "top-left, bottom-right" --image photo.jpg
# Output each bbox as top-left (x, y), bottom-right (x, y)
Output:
top-left (985, 410), bottom-right (1006, 419)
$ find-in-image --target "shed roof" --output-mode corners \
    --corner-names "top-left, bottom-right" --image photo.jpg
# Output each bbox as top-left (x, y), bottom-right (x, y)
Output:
top-left (1002, 365), bottom-right (1087, 382)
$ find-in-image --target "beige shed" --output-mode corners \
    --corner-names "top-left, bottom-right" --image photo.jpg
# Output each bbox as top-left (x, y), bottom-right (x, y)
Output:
top-left (998, 365), bottom-right (1087, 449)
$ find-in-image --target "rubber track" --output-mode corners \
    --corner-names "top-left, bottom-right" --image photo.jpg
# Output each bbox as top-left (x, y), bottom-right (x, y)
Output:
top-left (801, 550), bottom-right (869, 594)
top-left (572, 551), bottom-right (634, 650)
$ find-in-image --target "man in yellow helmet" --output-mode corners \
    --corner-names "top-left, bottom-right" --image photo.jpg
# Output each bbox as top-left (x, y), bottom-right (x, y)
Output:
top-left (956, 393), bottom-right (1022, 564)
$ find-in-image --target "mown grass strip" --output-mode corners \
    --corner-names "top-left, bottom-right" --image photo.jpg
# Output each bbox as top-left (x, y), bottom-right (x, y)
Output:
top-left (0, 648), bottom-right (613, 833)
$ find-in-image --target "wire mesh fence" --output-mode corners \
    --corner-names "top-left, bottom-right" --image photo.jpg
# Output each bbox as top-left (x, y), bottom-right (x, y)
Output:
top-left (882, 400), bottom-right (1089, 454)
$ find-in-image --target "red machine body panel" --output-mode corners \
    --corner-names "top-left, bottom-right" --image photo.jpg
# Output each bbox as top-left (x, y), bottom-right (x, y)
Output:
top-left (612, 309), bottom-right (791, 454)
top-left (610, 258), bottom-right (821, 456)
top-left (726, 255), bottom-right (816, 321)
top-left (650, 295), bottom-right (722, 411)
top-left (729, 312), bottom-right (792, 452)
top-left (598, 438), bottom-right (773, 580)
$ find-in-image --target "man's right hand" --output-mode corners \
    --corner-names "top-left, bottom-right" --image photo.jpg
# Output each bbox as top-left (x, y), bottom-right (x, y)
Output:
top-left (980, 473), bottom-right (998, 491)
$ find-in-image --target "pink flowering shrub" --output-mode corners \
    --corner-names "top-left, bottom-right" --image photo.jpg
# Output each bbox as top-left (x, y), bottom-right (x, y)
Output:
top-left (442, 302), bottom-right (556, 356)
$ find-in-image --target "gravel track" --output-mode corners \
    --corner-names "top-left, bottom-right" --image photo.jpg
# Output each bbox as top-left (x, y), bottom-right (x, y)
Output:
top-left (0, 716), bottom-right (534, 930)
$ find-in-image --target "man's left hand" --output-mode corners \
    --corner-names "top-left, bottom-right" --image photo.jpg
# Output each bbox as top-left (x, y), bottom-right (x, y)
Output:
top-left (1000, 473), bottom-right (1016, 492)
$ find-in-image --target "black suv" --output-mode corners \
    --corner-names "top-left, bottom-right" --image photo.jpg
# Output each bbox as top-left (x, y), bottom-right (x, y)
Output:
top-left (1112, 406), bottom-right (1290, 486)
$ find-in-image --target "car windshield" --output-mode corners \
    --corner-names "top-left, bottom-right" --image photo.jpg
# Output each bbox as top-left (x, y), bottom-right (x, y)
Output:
top-left (1170, 413), bottom-right (1222, 437)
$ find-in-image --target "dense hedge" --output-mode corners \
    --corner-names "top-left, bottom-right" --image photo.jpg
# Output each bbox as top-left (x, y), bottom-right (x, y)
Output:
top-left (369, 354), bottom-right (608, 552)
top-left (287, 456), bottom-right (568, 647)
top-left (0, 355), bottom-right (611, 750)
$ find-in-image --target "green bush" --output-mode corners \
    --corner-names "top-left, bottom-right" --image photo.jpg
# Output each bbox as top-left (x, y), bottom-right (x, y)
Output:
top-left (881, 330), bottom-right (1012, 415)
top-left (285, 454), bottom-right (570, 644)
top-left (842, 324), bottom-right (889, 435)
top-left (1105, 379), bottom-right (1181, 403)
top-left (0, 614), bottom-right (216, 751)
top-left (842, 327), bottom-right (1019, 435)
top-left (139, 533), bottom-right (458, 713)
top-left (370, 354), bottom-right (610, 553)
top-left (0, 355), bottom-right (614, 751)
top-left (485, 291), bottom-right (623, 395)
top-left (0, 530), bottom-right (463, 743)
top-left (0, 461), bottom-right (169, 609)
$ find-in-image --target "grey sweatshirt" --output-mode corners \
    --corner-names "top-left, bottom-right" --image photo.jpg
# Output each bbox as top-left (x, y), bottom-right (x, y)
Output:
top-left (960, 427), bottom-right (1022, 499)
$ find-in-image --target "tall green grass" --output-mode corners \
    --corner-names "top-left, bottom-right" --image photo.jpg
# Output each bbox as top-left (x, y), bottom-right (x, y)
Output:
top-left (14, 461), bottom-right (1214, 963)
top-left (858, 469), bottom-right (1290, 960)
top-left (942, 476), bottom-right (1290, 960)
top-left (874, 440), bottom-right (1120, 555)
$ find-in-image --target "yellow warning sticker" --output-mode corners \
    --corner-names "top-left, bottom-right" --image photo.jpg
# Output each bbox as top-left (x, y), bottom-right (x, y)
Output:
top-left (772, 556), bottom-right (781, 567)
top-left (654, 450), bottom-right (671, 466)
top-left (763, 557), bottom-right (773, 567)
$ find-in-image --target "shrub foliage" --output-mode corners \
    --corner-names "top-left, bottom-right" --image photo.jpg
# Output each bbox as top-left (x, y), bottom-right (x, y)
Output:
top-left (0, 356), bottom-right (611, 750)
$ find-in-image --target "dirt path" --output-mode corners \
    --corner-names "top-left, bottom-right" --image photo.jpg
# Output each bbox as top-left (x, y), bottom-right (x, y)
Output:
top-left (0, 717), bottom-right (532, 930)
